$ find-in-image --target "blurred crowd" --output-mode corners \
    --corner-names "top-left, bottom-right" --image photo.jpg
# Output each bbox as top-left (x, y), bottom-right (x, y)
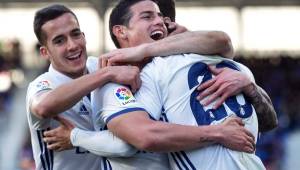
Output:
top-left (1, 40), bottom-right (300, 170)
top-left (0, 39), bottom-right (22, 114)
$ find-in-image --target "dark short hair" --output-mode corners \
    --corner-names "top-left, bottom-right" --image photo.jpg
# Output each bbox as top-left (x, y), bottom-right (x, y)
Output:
top-left (109, 0), bottom-right (158, 48)
top-left (157, 0), bottom-right (176, 22)
top-left (33, 4), bottom-right (78, 45)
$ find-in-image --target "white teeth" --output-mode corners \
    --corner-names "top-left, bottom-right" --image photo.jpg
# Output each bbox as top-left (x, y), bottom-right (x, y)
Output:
top-left (151, 30), bottom-right (163, 36)
top-left (67, 52), bottom-right (81, 59)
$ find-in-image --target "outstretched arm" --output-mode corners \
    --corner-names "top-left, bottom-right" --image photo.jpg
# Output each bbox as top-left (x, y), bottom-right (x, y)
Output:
top-left (30, 66), bottom-right (140, 119)
top-left (101, 30), bottom-right (234, 67)
top-left (107, 111), bottom-right (255, 153)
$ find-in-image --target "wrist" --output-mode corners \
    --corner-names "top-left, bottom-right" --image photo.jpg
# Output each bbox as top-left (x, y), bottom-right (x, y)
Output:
top-left (98, 67), bottom-right (114, 83)
top-left (140, 43), bottom-right (151, 58)
top-left (70, 127), bottom-right (80, 146)
top-left (203, 125), bottom-right (222, 144)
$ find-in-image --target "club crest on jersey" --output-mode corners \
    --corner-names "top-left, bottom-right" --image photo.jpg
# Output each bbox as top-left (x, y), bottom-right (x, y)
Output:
top-left (36, 80), bottom-right (51, 90)
top-left (114, 87), bottom-right (136, 106)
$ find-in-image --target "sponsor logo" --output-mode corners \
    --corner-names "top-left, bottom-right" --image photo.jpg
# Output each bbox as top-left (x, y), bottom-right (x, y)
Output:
top-left (79, 104), bottom-right (89, 115)
top-left (114, 87), bottom-right (136, 106)
top-left (36, 80), bottom-right (51, 90)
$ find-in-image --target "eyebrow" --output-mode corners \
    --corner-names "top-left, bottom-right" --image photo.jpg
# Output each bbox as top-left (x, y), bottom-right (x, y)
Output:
top-left (139, 10), bottom-right (163, 17)
top-left (51, 28), bottom-right (81, 43)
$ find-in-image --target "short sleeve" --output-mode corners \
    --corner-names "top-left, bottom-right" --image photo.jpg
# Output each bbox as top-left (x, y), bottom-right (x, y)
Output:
top-left (91, 83), bottom-right (146, 125)
top-left (26, 77), bottom-right (55, 130)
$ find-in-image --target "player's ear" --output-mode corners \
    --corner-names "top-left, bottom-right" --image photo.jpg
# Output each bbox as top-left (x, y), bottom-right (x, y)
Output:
top-left (112, 25), bottom-right (128, 40)
top-left (39, 46), bottom-right (50, 60)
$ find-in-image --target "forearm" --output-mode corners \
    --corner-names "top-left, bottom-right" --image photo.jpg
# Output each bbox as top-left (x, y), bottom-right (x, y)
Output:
top-left (108, 112), bottom-right (220, 152)
top-left (244, 83), bottom-right (278, 132)
top-left (32, 68), bottom-right (111, 118)
top-left (135, 122), bottom-right (220, 152)
top-left (143, 31), bottom-right (234, 59)
top-left (71, 128), bottom-right (137, 157)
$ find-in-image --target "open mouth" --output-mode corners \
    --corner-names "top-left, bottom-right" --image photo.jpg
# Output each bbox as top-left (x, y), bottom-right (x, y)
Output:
top-left (150, 30), bottom-right (164, 41)
top-left (67, 51), bottom-right (82, 61)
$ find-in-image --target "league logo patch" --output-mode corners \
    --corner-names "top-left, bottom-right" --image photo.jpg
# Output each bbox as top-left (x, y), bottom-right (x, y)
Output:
top-left (36, 80), bottom-right (51, 90)
top-left (114, 87), bottom-right (136, 106)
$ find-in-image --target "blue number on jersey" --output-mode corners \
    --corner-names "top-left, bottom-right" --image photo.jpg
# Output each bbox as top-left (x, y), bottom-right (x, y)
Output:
top-left (188, 60), bottom-right (253, 125)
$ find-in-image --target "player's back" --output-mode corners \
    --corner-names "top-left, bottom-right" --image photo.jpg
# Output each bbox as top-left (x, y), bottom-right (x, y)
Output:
top-left (138, 53), bottom-right (265, 170)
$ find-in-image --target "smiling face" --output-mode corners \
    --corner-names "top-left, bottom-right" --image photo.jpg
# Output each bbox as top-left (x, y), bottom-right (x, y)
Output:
top-left (40, 13), bottom-right (87, 78)
top-left (117, 0), bottom-right (168, 48)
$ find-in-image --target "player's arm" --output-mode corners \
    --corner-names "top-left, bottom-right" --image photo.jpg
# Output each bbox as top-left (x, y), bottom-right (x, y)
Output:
top-left (106, 111), bottom-right (255, 153)
top-left (142, 31), bottom-right (234, 59)
top-left (197, 66), bottom-right (278, 132)
top-left (243, 83), bottom-right (278, 132)
top-left (43, 116), bottom-right (137, 157)
top-left (30, 66), bottom-right (140, 119)
top-left (45, 111), bottom-right (255, 154)
top-left (101, 31), bottom-right (233, 67)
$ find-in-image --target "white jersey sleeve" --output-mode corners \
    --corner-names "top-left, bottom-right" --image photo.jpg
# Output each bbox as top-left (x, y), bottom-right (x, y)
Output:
top-left (70, 128), bottom-right (137, 157)
top-left (134, 61), bottom-right (164, 120)
top-left (91, 83), bottom-right (146, 126)
top-left (26, 76), bottom-right (54, 130)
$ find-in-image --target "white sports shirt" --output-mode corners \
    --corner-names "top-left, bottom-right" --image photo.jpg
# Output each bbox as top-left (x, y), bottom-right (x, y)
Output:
top-left (91, 83), bottom-right (170, 170)
top-left (26, 57), bottom-right (102, 170)
top-left (134, 53), bottom-right (265, 170)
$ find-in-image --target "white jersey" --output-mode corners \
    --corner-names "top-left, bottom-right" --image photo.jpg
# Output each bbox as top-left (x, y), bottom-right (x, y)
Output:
top-left (134, 53), bottom-right (265, 170)
top-left (26, 57), bottom-right (102, 170)
top-left (91, 83), bottom-right (170, 170)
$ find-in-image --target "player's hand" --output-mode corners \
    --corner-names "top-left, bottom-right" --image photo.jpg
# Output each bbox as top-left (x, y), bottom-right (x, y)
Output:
top-left (197, 66), bottom-right (251, 109)
top-left (218, 117), bottom-right (255, 153)
top-left (100, 45), bottom-right (147, 67)
top-left (43, 116), bottom-right (75, 151)
top-left (164, 17), bottom-right (188, 36)
top-left (107, 65), bottom-right (141, 93)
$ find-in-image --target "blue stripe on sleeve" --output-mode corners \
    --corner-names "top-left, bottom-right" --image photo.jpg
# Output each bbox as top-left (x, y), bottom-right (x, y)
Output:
top-left (105, 107), bottom-right (147, 123)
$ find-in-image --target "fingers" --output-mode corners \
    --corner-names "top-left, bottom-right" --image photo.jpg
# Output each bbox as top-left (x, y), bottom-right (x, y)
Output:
top-left (212, 94), bottom-right (226, 109)
top-left (243, 128), bottom-right (255, 143)
top-left (44, 128), bottom-right (57, 138)
top-left (208, 65), bottom-right (224, 75)
top-left (225, 117), bottom-right (244, 126)
top-left (130, 81), bottom-right (138, 93)
top-left (54, 116), bottom-right (75, 129)
top-left (201, 85), bottom-right (226, 107)
top-left (197, 78), bottom-right (216, 91)
top-left (46, 142), bottom-right (67, 151)
top-left (197, 79), bottom-right (218, 101)
top-left (129, 67), bottom-right (141, 93)
top-left (101, 57), bottom-right (107, 68)
top-left (243, 141), bottom-right (255, 153)
top-left (135, 76), bottom-right (142, 92)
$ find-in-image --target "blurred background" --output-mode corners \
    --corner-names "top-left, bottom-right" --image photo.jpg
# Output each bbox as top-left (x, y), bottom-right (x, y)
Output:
top-left (0, 0), bottom-right (299, 170)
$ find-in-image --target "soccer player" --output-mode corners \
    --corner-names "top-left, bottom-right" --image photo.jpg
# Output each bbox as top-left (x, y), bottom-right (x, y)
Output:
top-left (26, 4), bottom-right (141, 170)
top-left (99, 0), bottom-right (267, 169)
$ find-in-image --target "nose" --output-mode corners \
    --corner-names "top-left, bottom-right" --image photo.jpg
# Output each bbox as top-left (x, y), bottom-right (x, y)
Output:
top-left (153, 15), bottom-right (164, 26)
top-left (67, 38), bottom-right (78, 51)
